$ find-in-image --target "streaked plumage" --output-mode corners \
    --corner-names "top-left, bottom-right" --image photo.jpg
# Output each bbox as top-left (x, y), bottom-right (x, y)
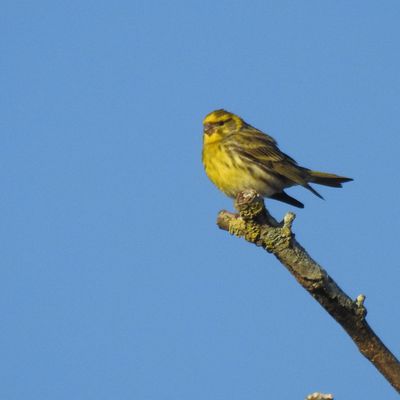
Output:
top-left (202, 109), bottom-right (352, 208)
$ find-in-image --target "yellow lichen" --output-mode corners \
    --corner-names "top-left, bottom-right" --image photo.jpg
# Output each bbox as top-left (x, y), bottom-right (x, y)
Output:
top-left (228, 217), bottom-right (246, 236)
top-left (243, 222), bottom-right (261, 243)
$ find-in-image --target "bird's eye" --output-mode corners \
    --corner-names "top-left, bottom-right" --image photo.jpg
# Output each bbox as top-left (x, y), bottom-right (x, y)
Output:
top-left (217, 121), bottom-right (225, 126)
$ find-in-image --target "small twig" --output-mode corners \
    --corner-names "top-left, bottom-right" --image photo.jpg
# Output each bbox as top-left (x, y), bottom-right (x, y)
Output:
top-left (216, 190), bottom-right (400, 393)
top-left (306, 392), bottom-right (333, 400)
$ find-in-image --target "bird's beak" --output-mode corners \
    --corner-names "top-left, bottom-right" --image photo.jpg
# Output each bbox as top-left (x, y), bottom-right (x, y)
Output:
top-left (203, 123), bottom-right (213, 135)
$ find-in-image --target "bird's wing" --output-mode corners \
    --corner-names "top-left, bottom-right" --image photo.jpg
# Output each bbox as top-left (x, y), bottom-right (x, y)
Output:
top-left (226, 129), bottom-right (322, 198)
top-left (233, 126), bottom-right (297, 163)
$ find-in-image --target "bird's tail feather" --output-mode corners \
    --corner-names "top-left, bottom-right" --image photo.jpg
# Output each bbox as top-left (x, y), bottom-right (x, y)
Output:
top-left (307, 170), bottom-right (353, 188)
top-left (270, 191), bottom-right (304, 208)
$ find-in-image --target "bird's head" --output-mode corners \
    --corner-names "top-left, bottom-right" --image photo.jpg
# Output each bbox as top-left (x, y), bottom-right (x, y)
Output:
top-left (203, 109), bottom-right (244, 142)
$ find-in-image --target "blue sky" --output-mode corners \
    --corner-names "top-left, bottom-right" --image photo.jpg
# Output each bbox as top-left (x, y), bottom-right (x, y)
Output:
top-left (2, 1), bottom-right (400, 398)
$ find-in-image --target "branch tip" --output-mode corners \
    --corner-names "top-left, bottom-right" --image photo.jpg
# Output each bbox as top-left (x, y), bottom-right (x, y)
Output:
top-left (356, 294), bottom-right (366, 307)
top-left (306, 393), bottom-right (334, 400)
top-left (283, 211), bottom-right (296, 231)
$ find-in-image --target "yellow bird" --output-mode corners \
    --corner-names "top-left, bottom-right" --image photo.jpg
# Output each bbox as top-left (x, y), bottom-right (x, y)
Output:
top-left (202, 109), bottom-right (352, 208)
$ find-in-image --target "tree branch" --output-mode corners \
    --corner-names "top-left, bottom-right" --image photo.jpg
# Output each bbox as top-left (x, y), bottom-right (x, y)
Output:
top-left (216, 189), bottom-right (400, 394)
top-left (306, 393), bottom-right (333, 400)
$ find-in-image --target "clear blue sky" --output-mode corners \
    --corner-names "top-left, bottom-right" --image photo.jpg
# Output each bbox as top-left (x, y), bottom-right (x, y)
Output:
top-left (2, 1), bottom-right (400, 399)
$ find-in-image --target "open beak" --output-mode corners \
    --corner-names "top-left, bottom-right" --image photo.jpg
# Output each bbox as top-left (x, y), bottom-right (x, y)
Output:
top-left (203, 123), bottom-right (213, 135)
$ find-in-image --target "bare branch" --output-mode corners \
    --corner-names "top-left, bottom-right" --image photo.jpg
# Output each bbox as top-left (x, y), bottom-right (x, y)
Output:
top-left (216, 189), bottom-right (400, 393)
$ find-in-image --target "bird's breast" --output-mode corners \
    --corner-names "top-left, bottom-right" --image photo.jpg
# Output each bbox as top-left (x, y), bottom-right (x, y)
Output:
top-left (202, 142), bottom-right (281, 198)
